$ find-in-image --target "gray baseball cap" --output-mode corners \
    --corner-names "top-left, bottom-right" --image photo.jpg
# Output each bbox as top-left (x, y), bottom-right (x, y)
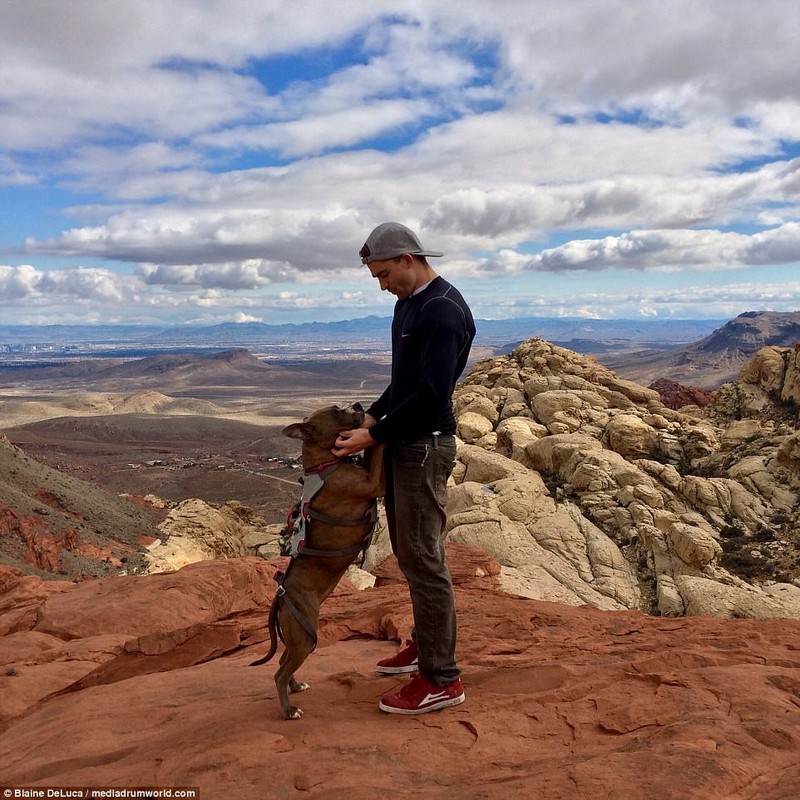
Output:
top-left (359, 222), bottom-right (444, 264)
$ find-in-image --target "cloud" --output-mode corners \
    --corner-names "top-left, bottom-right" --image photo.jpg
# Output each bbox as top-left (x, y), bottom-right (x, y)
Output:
top-left (138, 260), bottom-right (295, 289)
top-left (0, 264), bottom-right (135, 301)
top-left (24, 195), bottom-right (370, 272)
top-left (3, 259), bottom-right (799, 327)
top-left (516, 223), bottom-right (800, 274)
top-left (2, 1), bottom-right (800, 326)
top-left (24, 158), bottom-right (796, 275)
top-left (199, 98), bottom-right (436, 158)
top-left (468, 279), bottom-right (800, 321)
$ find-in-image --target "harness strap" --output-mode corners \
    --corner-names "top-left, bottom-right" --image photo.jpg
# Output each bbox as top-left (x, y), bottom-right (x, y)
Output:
top-left (269, 458), bottom-right (378, 657)
top-left (273, 569), bottom-right (318, 652)
top-left (297, 502), bottom-right (378, 562)
top-left (306, 505), bottom-right (376, 526)
top-left (280, 459), bottom-right (379, 563)
top-left (306, 461), bottom-right (343, 480)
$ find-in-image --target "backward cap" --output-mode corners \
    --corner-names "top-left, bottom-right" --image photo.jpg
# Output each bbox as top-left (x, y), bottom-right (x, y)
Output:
top-left (359, 222), bottom-right (444, 264)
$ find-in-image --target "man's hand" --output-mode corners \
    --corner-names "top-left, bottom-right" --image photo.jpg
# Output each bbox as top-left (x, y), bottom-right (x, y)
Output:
top-left (333, 413), bottom-right (377, 457)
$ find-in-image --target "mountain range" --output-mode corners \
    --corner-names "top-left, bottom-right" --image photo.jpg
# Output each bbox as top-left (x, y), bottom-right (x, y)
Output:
top-left (0, 314), bottom-right (724, 350)
top-left (4, 310), bottom-right (799, 393)
top-left (603, 310), bottom-right (800, 388)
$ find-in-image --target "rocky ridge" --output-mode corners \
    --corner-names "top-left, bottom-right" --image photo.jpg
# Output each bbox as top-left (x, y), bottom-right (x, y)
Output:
top-left (0, 433), bottom-right (163, 579)
top-left (448, 337), bottom-right (800, 620)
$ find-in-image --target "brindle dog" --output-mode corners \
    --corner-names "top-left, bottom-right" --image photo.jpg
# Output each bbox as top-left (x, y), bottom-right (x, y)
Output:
top-left (251, 403), bottom-right (385, 720)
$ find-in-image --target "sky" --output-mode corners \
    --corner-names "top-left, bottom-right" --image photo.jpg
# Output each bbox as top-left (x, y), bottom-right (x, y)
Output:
top-left (1, 0), bottom-right (800, 327)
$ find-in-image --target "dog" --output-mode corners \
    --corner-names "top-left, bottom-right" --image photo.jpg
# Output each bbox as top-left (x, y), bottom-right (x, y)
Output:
top-left (250, 403), bottom-right (385, 720)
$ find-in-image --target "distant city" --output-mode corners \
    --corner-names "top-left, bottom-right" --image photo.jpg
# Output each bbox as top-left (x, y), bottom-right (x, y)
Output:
top-left (0, 316), bottom-right (727, 368)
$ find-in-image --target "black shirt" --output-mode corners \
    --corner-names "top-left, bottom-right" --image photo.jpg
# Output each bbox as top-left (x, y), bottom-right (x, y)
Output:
top-left (367, 276), bottom-right (475, 443)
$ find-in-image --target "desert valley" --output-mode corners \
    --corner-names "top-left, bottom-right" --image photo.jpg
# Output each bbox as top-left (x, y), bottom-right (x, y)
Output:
top-left (2, 310), bottom-right (800, 798)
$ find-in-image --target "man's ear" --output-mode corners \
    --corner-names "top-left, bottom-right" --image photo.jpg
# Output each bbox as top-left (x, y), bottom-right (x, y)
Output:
top-left (282, 422), bottom-right (312, 440)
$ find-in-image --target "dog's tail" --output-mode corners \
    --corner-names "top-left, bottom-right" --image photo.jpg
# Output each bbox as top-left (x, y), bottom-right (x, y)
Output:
top-left (249, 594), bottom-right (279, 667)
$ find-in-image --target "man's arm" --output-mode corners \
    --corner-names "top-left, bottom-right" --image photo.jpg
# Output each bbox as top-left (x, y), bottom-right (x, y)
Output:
top-left (367, 386), bottom-right (390, 423)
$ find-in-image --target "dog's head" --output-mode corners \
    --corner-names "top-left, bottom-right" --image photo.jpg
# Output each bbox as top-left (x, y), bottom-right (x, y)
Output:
top-left (282, 403), bottom-right (365, 447)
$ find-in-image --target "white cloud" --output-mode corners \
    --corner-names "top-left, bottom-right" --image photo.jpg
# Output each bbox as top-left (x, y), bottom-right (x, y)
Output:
top-left (516, 223), bottom-right (800, 273)
top-left (467, 279), bottom-right (800, 321)
top-left (138, 260), bottom-right (295, 289)
top-left (0, 264), bottom-right (137, 303)
top-left (24, 160), bottom-right (796, 273)
top-left (199, 98), bottom-right (436, 158)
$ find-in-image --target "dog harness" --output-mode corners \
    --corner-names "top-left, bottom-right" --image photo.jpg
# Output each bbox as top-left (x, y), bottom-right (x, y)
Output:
top-left (280, 459), bottom-right (378, 561)
top-left (273, 457), bottom-right (378, 652)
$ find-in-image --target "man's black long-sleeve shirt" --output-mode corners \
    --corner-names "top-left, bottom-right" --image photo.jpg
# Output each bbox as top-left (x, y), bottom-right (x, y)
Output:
top-left (367, 276), bottom-right (475, 443)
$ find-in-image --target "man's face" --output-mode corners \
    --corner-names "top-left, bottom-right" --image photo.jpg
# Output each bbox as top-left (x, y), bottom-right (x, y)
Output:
top-left (367, 255), bottom-right (416, 299)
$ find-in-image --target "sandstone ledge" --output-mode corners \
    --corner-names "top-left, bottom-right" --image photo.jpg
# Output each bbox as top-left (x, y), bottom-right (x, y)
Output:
top-left (1, 553), bottom-right (799, 799)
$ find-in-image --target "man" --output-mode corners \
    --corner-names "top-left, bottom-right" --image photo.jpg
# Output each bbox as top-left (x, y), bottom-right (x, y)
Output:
top-left (333, 221), bottom-right (475, 715)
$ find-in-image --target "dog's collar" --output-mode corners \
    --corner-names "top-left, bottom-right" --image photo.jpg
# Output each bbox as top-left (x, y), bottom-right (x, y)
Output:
top-left (304, 458), bottom-right (342, 476)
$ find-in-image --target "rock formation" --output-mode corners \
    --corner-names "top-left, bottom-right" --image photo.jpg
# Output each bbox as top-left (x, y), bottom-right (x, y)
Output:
top-left (648, 377), bottom-right (714, 409)
top-left (450, 338), bottom-right (800, 620)
top-left (146, 498), bottom-right (270, 572)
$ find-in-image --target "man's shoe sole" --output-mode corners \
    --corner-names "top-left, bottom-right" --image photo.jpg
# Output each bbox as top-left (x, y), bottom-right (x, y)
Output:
top-left (379, 693), bottom-right (465, 715)
top-left (375, 661), bottom-right (419, 675)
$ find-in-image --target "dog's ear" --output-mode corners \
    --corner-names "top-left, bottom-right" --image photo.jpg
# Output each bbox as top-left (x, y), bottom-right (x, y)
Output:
top-left (282, 422), bottom-right (313, 440)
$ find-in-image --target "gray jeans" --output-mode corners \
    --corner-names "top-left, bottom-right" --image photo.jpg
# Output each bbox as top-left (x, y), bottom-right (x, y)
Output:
top-left (384, 434), bottom-right (460, 686)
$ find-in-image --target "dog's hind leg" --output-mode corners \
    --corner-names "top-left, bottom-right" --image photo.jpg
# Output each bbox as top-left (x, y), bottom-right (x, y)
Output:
top-left (275, 644), bottom-right (314, 720)
top-left (290, 676), bottom-right (310, 693)
top-left (274, 611), bottom-right (317, 720)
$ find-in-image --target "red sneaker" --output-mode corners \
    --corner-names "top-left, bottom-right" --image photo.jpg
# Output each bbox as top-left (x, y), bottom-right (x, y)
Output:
top-left (376, 639), bottom-right (419, 674)
top-left (379, 673), bottom-right (465, 715)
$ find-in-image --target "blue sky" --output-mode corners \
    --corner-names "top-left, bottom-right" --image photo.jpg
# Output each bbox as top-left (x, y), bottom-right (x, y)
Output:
top-left (1, 0), bottom-right (799, 326)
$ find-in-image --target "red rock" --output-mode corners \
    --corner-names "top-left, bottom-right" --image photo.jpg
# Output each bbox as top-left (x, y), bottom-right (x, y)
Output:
top-left (0, 548), bottom-right (798, 799)
top-left (649, 377), bottom-right (714, 409)
top-left (34, 489), bottom-right (83, 518)
top-left (1, 503), bottom-right (120, 575)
